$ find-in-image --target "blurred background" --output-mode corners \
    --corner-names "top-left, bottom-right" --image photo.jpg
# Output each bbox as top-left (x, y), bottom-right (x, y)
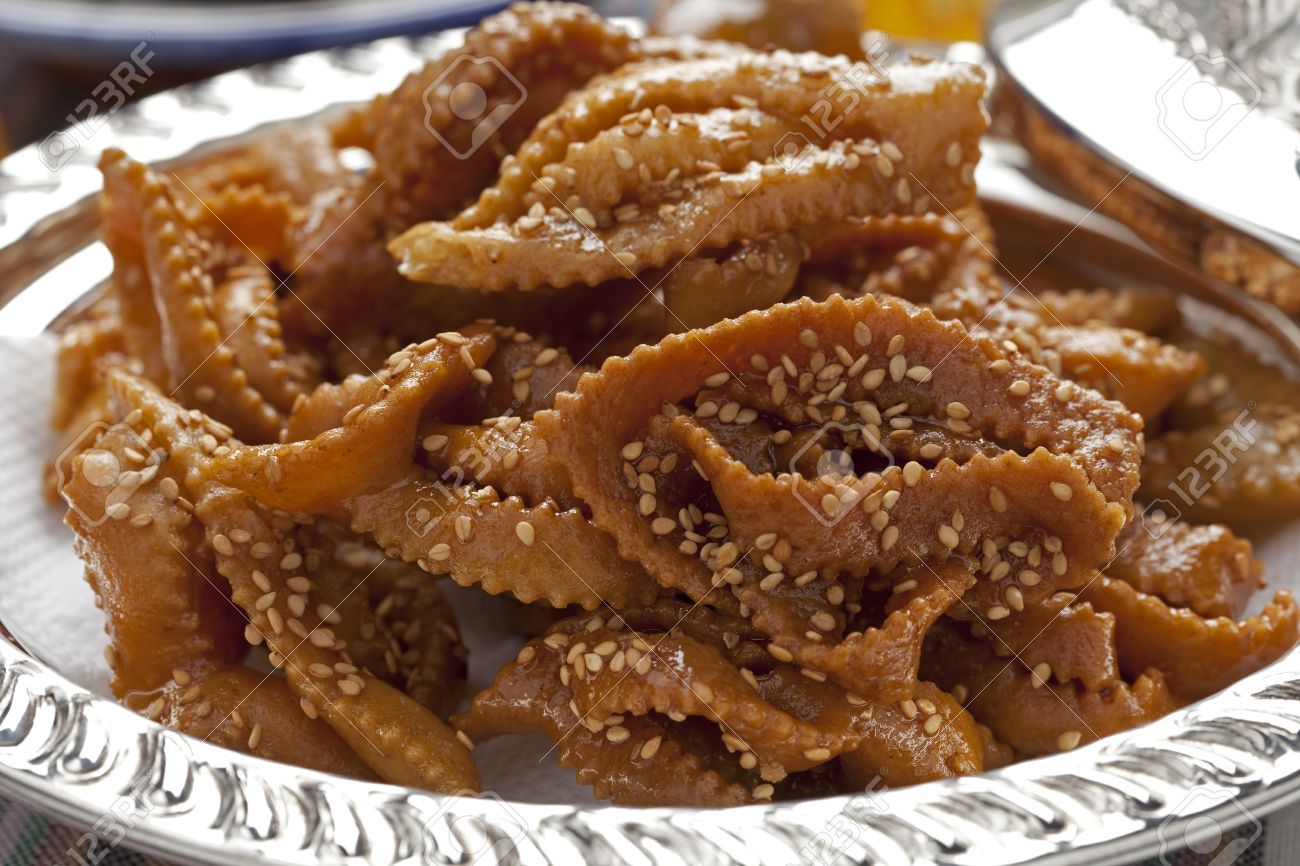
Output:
top-left (0, 0), bottom-right (992, 153)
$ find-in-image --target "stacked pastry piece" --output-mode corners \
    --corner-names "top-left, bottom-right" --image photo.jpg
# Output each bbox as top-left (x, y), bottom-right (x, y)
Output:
top-left (54, 2), bottom-right (1298, 806)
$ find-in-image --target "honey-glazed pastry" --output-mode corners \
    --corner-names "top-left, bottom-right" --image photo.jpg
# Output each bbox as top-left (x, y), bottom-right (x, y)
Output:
top-left (48, 2), bottom-right (1300, 808)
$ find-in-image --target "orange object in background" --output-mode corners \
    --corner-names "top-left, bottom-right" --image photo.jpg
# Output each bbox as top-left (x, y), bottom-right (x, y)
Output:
top-left (860, 0), bottom-right (991, 41)
top-left (649, 0), bottom-right (991, 57)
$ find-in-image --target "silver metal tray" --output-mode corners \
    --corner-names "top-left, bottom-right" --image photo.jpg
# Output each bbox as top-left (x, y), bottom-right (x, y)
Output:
top-left (3, 25), bottom-right (1300, 866)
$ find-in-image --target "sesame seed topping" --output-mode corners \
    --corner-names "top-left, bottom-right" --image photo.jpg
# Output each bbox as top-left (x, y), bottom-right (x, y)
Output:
top-left (988, 487), bottom-right (1008, 512)
top-left (515, 521), bottom-right (535, 546)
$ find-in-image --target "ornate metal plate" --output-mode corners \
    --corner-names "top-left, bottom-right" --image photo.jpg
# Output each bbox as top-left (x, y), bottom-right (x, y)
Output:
top-left (1, 23), bottom-right (1299, 866)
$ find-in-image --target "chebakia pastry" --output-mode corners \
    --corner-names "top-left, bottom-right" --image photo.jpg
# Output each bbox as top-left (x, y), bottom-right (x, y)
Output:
top-left (51, 3), bottom-right (1300, 805)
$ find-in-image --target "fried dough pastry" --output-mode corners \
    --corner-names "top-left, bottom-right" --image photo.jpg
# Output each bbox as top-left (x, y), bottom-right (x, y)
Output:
top-left (929, 278), bottom-right (1204, 422)
top-left (1035, 287), bottom-right (1181, 336)
top-left (1142, 405), bottom-right (1300, 525)
top-left (456, 608), bottom-right (999, 804)
top-left (923, 620), bottom-right (1178, 757)
top-left (60, 395), bottom-right (374, 779)
top-left (1080, 576), bottom-right (1298, 701)
top-left (391, 53), bottom-right (985, 291)
top-left (52, 1), bottom-right (1300, 809)
top-left (98, 150), bottom-right (315, 443)
top-left (207, 326), bottom-right (658, 610)
top-left (650, 0), bottom-right (870, 59)
top-left (89, 370), bottom-right (479, 793)
top-left (1106, 518), bottom-right (1263, 619)
top-left (544, 292), bottom-right (1141, 618)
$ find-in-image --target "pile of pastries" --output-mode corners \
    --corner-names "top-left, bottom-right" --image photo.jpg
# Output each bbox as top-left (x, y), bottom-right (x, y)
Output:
top-left (51, 3), bottom-right (1298, 805)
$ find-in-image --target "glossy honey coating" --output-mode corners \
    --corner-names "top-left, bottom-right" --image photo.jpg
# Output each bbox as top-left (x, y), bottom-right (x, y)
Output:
top-left (51, 1), bottom-right (1300, 807)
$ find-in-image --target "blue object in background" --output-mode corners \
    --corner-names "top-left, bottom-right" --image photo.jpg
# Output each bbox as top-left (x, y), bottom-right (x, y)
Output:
top-left (0, 0), bottom-right (512, 69)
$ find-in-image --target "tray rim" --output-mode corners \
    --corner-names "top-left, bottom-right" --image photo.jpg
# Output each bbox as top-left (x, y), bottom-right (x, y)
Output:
top-left (2, 21), bottom-right (1300, 866)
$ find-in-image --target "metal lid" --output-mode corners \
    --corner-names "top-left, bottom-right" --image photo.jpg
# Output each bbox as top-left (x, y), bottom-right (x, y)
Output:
top-left (986, 0), bottom-right (1300, 309)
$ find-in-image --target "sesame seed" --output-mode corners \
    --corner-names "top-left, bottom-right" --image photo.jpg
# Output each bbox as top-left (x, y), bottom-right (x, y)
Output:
top-left (768, 644), bottom-right (794, 662)
top-left (212, 534), bottom-right (233, 556)
top-left (986, 605), bottom-right (1010, 620)
top-left (651, 517), bottom-right (676, 535)
top-left (989, 487), bottom-right (1008, 512)
top-left (903, 462), bottom-right (923, 486)
top-left (1005, 586), bottom-right (1025, 611)
top-left (889, 355), bottom-right (906, 382)
top-left (923, 714), bottom-right (942, 735)
top-left (752, 784), bottom-right (775, 800)
top-left (804, 747), bottom-right (832, 762)
top-left (1057, 730), bottom-right (1082, 750)
top-left (515, 521), bottom-right (535, 546)
top-left (906, 365), bottom-right (932, 383)
top-left (938, 524), bottom-right (960, 549)
top-left (1050, 482), bottom-right (1073, 501)
top-left (1008, 380), bottom-right (1031, 397)
top-left (1031, 662), bottom-right (1051, 689)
